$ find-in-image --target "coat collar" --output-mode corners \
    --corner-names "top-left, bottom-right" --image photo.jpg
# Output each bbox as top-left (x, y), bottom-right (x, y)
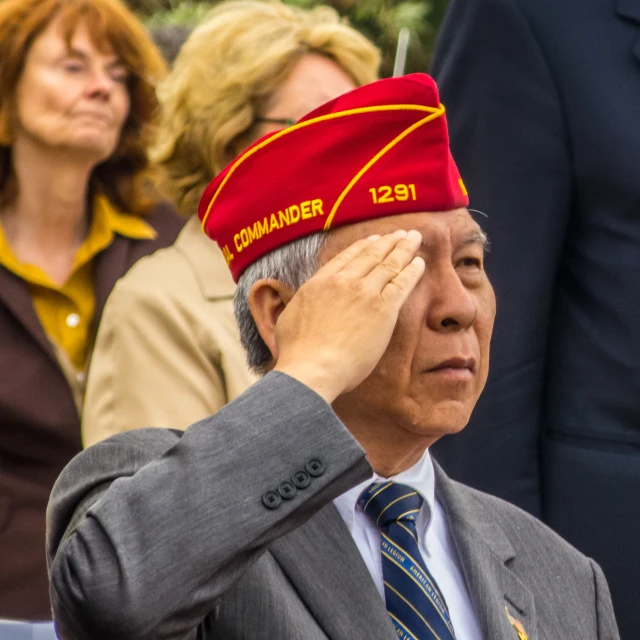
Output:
top-left (617, 0), bottom-right (640, 65)
top-left (272, 463), bottom-right (537, 640)
top-left (92, 233), bottom-right (134, 334)
top-left (174, 216), bottom-right (236, 300)
top-left (434, 462), bottom-right (537, 640)
top-left (617, 0), bottom-right (640, 23)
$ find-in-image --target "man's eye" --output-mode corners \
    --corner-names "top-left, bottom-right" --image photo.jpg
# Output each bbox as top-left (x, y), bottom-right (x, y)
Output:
top-left (458, 257), bottom-right (482, 269)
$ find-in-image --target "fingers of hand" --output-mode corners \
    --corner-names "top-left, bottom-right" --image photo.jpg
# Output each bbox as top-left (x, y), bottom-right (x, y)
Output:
top-left (318, 234), bottom-right (381, 276)
top-left (339, 230), bottom-right (416, 280)
top-left (381, 255), bottom-right (425, 306)
top-left (365, 229), bottom-right (423, 289)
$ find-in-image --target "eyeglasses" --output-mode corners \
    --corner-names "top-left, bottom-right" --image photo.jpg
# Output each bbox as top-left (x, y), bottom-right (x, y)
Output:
top-left (254, 117), bottom-right (296, 127)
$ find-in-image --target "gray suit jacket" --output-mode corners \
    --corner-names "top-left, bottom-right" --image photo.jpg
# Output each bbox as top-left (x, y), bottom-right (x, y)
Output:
top-left (47, 373), bottom-right (619, 640)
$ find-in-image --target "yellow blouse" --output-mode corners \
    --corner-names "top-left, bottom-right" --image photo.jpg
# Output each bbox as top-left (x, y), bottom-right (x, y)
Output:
top-left (0, 195), bottom-right (156, 371)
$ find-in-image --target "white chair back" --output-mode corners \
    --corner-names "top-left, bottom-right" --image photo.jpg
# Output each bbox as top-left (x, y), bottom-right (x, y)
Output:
top-left (0, 620), bottom-right (57, 639)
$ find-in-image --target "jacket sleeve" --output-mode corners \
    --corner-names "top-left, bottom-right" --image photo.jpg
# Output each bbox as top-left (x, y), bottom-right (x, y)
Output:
top-left (429, 0), bottom-right (572, 513)
top-left (82, 259), bottom-right (235, 446)
top-left (590, 560), bottom-right (620, 640)
top-left (49, 372), bottom-right (370, 640)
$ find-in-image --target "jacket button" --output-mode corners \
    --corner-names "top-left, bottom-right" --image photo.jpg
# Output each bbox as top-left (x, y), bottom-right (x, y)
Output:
top-left (278, 481), bottom-right (296, 500)
top-left (262, 491), bottom-right (281, 510)
top-left (292, 470), bottom-right (311, 489)
top-left (305, 459), bottom-right (324, 477)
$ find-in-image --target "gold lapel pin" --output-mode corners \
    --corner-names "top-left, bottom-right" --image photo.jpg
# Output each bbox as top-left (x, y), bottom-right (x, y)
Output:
top-left (504, 606), bottom-right (529, 640)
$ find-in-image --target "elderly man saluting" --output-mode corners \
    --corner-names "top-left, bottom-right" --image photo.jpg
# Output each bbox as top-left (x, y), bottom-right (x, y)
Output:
top-left (47, 75), bottom-right (619, 640)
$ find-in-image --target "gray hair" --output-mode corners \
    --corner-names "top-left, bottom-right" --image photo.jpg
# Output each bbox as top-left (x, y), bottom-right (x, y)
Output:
top-left (233, 232), bottom-right (328, 374)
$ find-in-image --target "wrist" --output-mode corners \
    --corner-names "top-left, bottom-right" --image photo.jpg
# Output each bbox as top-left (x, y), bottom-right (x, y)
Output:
top-left (273, 360), bottom-right (344, 404)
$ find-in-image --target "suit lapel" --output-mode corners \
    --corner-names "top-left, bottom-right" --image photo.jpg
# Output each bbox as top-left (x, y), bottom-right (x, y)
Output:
top-left (617, 0), bottom-right (640, 66)
top-left (270, 504), bottom-right (397, 640)
top-left (434, 463), bottom-right (538, 640)
top-left (270, 465), bottom-right (540, 640)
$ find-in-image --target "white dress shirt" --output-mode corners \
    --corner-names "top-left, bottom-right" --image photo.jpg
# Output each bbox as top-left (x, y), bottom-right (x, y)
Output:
top-left (333, 450), bottom-right (483, 640)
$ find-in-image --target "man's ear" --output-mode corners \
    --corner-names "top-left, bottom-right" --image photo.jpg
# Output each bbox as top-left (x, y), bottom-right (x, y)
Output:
top-left (248, 279), bottom-right (295, 363)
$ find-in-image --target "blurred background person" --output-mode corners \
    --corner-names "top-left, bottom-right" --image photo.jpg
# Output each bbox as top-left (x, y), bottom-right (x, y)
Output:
top-left (431, 0), bottom-right (640, 635)
top-left (0, 0), bottom-right (183, 620)
top-left (130, 0), bottom-right (445, 78)
top-left (149, 23), bottom-right (192, 67)
top-left (82, 0), bottom-right (380, 446)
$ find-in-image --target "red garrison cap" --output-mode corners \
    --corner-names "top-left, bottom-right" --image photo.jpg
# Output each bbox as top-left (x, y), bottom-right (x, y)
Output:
top-left (198, 73), bottom-right (469, 282)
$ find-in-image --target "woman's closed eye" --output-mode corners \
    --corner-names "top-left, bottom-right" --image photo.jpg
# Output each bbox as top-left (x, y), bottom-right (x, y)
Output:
top-left (107, 64), bottom-right (129, 84)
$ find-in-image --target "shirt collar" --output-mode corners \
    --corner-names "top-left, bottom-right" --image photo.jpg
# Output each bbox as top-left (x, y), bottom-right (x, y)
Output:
top-left (334, 448), bottom-right (436, 537)
top-left (95, 195), bottom-right (156, 240)
top-left (174, 216), bottom-right (237, 300)
top-left (90, 195), bottom-right (157, 240)
top-left (71, 195), bottom-right (156, 272)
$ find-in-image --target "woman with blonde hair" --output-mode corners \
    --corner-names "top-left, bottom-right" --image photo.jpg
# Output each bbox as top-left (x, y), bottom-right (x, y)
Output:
top-left (0, 0), bottom-right (184, 619)
top-left (82, 0), bottom-right (379, 444)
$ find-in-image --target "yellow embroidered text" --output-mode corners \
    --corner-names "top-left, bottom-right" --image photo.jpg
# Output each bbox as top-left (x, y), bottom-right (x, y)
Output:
top-left (369, 184), bottom-right (417, 204)
top-left (232, 199), bottom-right (324, 256)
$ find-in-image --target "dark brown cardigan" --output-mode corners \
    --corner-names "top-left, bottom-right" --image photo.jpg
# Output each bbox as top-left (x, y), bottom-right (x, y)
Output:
top-left (0, 201), bottom-right (184, 620)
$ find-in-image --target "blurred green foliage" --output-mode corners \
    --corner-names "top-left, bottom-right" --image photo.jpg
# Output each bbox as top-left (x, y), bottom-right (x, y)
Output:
top-left (129, 0), bottom-right (450, 76)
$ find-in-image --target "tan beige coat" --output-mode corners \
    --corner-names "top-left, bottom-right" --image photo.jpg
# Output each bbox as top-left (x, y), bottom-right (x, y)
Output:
top-left (82, 216), bottom-right (256, 447)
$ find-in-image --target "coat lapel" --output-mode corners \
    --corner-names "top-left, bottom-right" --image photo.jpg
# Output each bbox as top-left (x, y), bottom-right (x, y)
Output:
top-left (617, 0), bottom-right (640, 66)
top-left (91, 235), bottom-right (130, 332)
top-left (270, 504), bottom-right (397, 640)
top-left (434, 463), bottom-right (538, 640)
top-left (0, 265), bottom-right (57, 364)
top-left (0, 236), bottom-right (133, 379)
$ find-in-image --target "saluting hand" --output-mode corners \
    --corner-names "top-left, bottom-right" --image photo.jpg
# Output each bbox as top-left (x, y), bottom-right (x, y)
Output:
top-left (274, 230), bottom-right (424, 403)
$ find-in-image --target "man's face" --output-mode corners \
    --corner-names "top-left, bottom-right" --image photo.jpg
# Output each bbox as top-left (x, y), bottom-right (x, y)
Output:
top-left (319, 209), bottom-right (496, 444)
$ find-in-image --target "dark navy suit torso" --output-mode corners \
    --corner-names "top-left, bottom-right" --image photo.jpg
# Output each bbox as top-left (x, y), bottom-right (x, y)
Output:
top-left (431, 0), bottom-right (640, 637)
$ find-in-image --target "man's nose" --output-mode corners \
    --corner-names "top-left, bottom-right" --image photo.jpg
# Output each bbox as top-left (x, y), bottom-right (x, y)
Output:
top-left (426, 264), bottom-right (477, 331)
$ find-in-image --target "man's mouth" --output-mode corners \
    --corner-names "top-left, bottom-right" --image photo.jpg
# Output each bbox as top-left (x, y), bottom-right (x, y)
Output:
top-left (426, 357), bottom-right (476, 379)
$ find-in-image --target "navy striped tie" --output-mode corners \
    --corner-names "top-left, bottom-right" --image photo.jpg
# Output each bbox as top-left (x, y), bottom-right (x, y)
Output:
top-left (358, 481), bottom-right (456, 640)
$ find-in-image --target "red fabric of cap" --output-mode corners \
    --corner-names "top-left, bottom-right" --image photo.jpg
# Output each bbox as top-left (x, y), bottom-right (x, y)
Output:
top-left (198, 73), bottom-right (469, 282)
